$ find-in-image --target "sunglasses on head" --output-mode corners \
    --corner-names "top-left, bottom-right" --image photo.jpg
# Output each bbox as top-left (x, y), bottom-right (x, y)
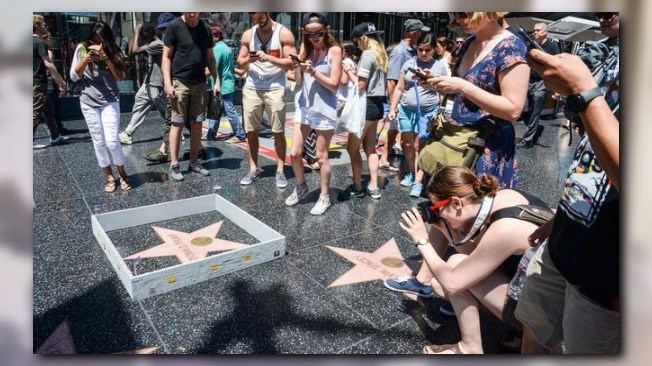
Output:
top-left (595, 12), bottom-right (617, 21)
top-left (305, 31), bottom-right (326, 39)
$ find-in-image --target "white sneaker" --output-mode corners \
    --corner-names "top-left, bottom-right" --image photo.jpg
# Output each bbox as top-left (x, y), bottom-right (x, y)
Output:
top-left (310, 195), bottom-right (331, 215)
top-left (119, 131), bottom-right (132, 144)
top-left (285, 184), bottom-right (309, 207)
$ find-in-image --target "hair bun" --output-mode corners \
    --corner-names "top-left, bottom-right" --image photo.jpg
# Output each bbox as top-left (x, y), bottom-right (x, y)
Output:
top-left (474, 173), bottom-right (499, 196)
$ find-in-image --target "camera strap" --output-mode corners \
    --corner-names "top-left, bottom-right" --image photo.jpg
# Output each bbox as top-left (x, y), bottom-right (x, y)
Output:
top-left (445, 195), bottom-right (494, 247)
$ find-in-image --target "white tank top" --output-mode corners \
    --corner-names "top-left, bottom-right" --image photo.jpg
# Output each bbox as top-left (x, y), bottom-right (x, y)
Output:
top-left (244, 24), bottom-right (286, 90)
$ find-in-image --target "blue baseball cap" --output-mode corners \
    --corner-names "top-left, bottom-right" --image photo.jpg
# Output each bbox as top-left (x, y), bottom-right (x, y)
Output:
top-left (157, 13), bottom-right (174, 29)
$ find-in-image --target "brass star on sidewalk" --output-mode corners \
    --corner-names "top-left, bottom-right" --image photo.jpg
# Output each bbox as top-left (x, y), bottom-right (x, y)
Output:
top-left (326, 238), bottom-right (419, 287)
top-left (125, 221), bottom-right (249, 264)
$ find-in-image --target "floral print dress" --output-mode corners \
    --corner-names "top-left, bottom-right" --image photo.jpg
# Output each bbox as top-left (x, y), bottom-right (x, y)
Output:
top-left (450, 34), bottom-right (527, 188)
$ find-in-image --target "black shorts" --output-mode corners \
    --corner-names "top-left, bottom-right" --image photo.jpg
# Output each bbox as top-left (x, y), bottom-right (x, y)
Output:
top-left (365, 96), bottom-right (385, 121)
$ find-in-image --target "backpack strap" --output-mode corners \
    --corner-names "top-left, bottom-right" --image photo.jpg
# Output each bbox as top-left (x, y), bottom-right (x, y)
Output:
top-left (489, 205), bottom-right (554, 226)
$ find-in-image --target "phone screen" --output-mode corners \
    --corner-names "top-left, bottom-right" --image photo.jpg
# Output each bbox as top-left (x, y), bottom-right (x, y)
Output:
top-left (407, 67), bottom-right (428, 81)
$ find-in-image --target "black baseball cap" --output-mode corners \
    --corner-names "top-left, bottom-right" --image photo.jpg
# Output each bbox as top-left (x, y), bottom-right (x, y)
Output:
top-left (302, 12), bottom-right (328, 27)
top-left (351, 22), bottom-right (381, 39)
top-left (403, 19), bottom-right (430, 32)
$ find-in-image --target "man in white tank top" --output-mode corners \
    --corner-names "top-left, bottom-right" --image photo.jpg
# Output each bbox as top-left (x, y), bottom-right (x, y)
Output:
top-left (237, 12), bottom-right (297, 187)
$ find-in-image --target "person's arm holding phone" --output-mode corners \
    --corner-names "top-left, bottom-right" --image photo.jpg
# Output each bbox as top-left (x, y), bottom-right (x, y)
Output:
top-left (528, 49), bottom-right (619, 190)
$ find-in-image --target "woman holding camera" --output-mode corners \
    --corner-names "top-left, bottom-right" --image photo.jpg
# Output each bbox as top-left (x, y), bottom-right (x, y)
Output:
top-left (397, 166), bottom-right (551, 354)
top-left (70, 21), bottom-right (130, 192)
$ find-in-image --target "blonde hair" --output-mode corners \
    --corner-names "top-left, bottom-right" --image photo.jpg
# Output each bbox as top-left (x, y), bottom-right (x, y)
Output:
top-left (359, 34), bottom-right (388, 72)
top-left (33, 14), bottom-right (45, 31)
top-left (449, 12), bottom-right (509, 30)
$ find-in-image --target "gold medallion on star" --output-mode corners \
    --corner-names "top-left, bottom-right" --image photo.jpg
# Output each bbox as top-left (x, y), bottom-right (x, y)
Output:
top-left (125, 221), bottom-right (249, 264)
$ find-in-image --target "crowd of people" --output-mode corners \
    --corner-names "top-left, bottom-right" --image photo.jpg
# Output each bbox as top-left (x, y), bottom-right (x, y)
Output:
top-left (33, 12), bottom-right (620, 354)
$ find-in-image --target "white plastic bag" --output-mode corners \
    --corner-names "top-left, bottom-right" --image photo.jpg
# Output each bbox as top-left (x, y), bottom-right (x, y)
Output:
top-left (337, 86), bottom-right (366, 139)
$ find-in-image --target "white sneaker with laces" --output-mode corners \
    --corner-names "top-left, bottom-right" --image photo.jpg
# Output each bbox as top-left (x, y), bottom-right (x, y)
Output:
top-left (285, 184), bottom-right (309, 207)
top-left (310, 195), bottom-right (331, 215)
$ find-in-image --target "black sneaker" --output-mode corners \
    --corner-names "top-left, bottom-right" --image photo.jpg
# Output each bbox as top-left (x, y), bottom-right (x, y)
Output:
top-left (338, 184), bottom-right (365, 200)
top-left (516, 139), bottom-right (532, 149)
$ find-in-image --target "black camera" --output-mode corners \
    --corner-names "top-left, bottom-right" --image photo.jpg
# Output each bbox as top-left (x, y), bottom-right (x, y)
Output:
top-left (416, 201), bottom-right (441, 224)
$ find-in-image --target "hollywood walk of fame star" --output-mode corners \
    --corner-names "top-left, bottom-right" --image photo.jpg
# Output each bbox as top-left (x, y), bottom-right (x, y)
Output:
top-left (326, 238), bottom-right (420, 287)
top-left (125, 221), bottom-right (249, 264)
top-left (36, 319), bottom-right (159, 354)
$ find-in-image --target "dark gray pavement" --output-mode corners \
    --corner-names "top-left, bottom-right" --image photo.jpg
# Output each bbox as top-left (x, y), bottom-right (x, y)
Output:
top-left (33, 109), bottom-right (579, 354)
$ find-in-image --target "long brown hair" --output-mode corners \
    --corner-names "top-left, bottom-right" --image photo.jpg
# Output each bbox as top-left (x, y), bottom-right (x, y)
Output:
top-left (299, 17), bottom-right (336, 62)
top-left (84, 21), bottom-right (125, 75)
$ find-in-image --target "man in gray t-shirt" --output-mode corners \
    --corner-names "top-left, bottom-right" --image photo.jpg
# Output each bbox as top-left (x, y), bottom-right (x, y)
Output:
top-left (379, 19), bottom-right (430, 169)
top-left (119, 22), bottom-right (168, 144)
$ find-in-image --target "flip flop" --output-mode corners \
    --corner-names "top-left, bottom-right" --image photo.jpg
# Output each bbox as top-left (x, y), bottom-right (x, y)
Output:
top-left (422, 343), bottom-right (463, 354)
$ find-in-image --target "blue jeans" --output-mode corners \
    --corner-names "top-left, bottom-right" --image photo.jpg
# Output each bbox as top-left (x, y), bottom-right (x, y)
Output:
top-left (207, 92), bottom-right (246, 139)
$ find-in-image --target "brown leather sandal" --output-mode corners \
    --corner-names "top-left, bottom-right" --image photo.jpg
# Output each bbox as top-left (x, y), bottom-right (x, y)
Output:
top-left (104, 180), bottom-right (117, 193)
top-left (119, 177), bottom-right (132, 191)
top-left (422, 343), bottom-right (463, 354)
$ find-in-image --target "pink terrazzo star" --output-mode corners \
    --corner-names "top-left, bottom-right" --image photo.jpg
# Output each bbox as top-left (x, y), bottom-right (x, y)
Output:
top-left (326, 238), bottom-right (418, 287)
top-left (125, 221), bottom-right (249, 264)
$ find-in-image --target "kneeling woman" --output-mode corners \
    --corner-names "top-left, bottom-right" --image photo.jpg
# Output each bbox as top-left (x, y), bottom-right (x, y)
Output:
top-left (399, 166), bottom-right (551, 354)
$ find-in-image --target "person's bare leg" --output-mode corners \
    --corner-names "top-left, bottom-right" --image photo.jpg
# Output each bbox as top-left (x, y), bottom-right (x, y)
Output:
top-left (246, 130), bottom-right (260, 172)
top-left (189, 121), bottom-right (202, 163)
top-left (315, 129), bottom-right (334, 196)
top-left (289, 123), bottom-right (308, 186)
top-left (401, 132), bottom-right (416, 175)
top-left (103, 166), bottom-right (115, 181)
top-left (361, 120), bottom-right (380, 189)
top-left (346, 133), bottom-right (363, 188)
top-left (169, 124), bottom-right (183, 165)
top-left (380, 128), bottom-right (398, 166)
top-left (274, 131), bottom-right (286, 174)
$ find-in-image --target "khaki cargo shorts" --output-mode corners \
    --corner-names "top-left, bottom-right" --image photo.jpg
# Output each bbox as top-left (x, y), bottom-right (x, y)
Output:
top-left (242, 87), bottom-right (286, 133)
top-left (170, 79), bottom-right (207, 124)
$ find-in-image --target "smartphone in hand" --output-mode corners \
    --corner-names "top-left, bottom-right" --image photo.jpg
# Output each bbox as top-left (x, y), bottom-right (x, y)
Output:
top-left (249, 51), bottom-right (258, 57)
top-left (407, 67), bottom-right (429, 81)
top-left (89, 49), bottom-right (101, 57)
top-left (517, 26), bottom-right (545, 52)
top-left (289, 54), bottom-right (301, 63)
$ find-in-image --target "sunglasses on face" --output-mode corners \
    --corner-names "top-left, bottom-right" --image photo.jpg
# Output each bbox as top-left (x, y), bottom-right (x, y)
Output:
top-left (595, 12), bottom-right (617, 21)
top-left (429, 197), bottom-right (452, 213)
top-left (305, 31), bottom-right (326, 39)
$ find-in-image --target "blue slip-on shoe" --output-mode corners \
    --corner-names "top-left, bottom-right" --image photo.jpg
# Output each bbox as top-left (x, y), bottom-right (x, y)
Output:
top-left (384, 276), bottom-right (434, 298)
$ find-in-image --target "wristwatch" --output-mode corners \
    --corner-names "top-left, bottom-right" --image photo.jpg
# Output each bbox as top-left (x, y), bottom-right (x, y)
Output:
top-left (566, 87), bottom-right (602, 113)
top-left (416, 238), bottom-right (430, 247)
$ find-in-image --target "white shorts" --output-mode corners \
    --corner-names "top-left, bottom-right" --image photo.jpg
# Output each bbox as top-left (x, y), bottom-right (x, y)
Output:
top-left (296, 106), bottom-right (337, 131)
